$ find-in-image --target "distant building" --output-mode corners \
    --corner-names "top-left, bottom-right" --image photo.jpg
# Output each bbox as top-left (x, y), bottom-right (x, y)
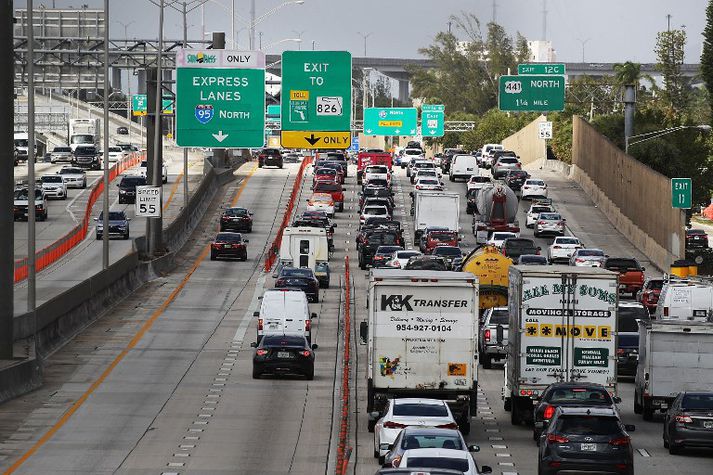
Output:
top-left (527, 40), bottom-right (556, 63)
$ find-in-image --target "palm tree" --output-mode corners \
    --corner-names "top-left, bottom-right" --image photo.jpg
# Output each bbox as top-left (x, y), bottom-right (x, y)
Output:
top-left (613, 61), bottom-right (642, 86)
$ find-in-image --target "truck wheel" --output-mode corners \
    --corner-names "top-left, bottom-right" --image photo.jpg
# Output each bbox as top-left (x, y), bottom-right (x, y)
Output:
top-left (460, 420), bottom-right (471, 435)
top-left (481, 354), bottom-right (492, 369)
top-left (367, 379), bottom-right (375, 413)
top-left (634, 395), bottom-right (642, 414)
top-left (643, 401), bottom-right (654, 421)
top-left (504, 397), bottom-right (512, 412)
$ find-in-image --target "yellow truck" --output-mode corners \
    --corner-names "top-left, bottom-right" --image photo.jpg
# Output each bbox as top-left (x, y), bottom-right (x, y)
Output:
top-left (461, 245), bottom-right (511, 310)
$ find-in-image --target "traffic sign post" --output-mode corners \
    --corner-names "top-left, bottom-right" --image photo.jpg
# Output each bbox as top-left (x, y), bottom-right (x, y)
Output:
top-left (422, 110), bottom-right (445, 137)
top-left (280, 51), bottom-right (352, 149)
top-left (539, 121), bottom-right (553, 139)
top-left (175, 48), bottom-right (266, 148)
top-left (518, 63), bottom-right (566, 75)
top-left (671, 178), bottom-right (692, 209)
top-left (363, 108), bottom-right (418, 136)
top-left (135, 186), bottom-right (162, 217)
top-left (498, 75), bottom-right (565, 112)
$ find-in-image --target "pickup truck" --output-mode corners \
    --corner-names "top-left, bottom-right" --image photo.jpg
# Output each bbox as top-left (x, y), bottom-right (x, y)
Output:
top-left (603, 257), bottom-right (645, 298)
top-left (478, 306), bottom-right (509, 369)
top-left (13, 187), bottom-right (48, 221)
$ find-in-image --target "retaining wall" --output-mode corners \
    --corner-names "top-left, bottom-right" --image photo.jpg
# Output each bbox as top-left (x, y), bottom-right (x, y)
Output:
top-left (502, 114), bottom-right (547, 166)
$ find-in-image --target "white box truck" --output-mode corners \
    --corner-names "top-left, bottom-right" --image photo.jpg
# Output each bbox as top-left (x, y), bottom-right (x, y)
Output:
top-left (360, 269), bottom-right (479, 434)
top-left (504, 265), bottom-right (619, 425)
top-left (654, 278), bottom-right (713, 322)
top-left (634, 320), bottom-right (713, 420)
top-left (412, 191), bottom-right (460, 241)
top-left (68, 118), bottom-right (100, 152)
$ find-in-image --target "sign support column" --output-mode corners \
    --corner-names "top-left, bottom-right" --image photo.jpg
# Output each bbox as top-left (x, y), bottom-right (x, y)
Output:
top-left (212, 32), bottom-right (226, 168)
top-left (146, 67), bottom-right (164, 257)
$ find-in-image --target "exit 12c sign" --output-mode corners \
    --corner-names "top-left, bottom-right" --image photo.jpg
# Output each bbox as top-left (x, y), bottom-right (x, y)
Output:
top-left (671, 178), bottom-right (692, 209)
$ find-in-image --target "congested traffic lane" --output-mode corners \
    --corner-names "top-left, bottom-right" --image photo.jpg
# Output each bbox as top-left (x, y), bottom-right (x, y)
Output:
top-left (1, 161), bottom-right (345, 474)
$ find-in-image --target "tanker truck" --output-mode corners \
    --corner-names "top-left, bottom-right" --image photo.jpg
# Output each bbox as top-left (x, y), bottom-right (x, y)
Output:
top-left (472, 182), bottom-right (520, 244)
top-left (460, 244), bottom-right (511, 311)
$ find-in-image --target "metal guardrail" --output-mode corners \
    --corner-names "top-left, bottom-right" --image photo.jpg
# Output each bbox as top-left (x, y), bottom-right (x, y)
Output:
top-left (14, 112), bottom-right (70, 132)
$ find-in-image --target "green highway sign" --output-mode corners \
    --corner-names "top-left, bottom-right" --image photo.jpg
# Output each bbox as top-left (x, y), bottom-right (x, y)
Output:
top-left (266, 104), bottom-right (281, 123)
top-left (363, 108), bottom-right (418, 136)
top-left (422, 110), bottom-right (444, 137)
top-left (280, 51), bottom-right (352, 149)
top-left (518, 63), bottom-right (566, 75)
top-left (131, 94), bottom-right (174, 116)
top-left (421, 104), bottom-right (445, 112)
top-left (671, 178), bottom-right (692, 209)
top-left (498, 75), bottom-right (565, 112)
top-left (175, 49), bottom-right (265, 148)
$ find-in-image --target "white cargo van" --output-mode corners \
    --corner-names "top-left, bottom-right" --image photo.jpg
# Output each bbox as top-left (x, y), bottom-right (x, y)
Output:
top-left (480, 144), bottom-right (503, 168)
top-left (449, 155), bottom-right (478, 182)
top-left (254, 289), bottom-right (316, 343)
top-left (278, 227), bottom-right (329, 272)
top-left (654, 278), bottom-right (713, 322)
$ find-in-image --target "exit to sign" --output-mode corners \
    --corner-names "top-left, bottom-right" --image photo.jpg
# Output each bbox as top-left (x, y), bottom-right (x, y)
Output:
top-left (671, 177), bottom-right (692, 209)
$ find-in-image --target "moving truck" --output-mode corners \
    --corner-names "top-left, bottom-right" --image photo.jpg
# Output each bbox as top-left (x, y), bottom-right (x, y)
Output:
top-left (361, 269), bottom-right (479, 434)
top-left (68, 118), bottom-right (100, 152)
top-left (278, 227), bottom-right (329, 273)
top-left (412, 191), bottom-right (460, 241)
top-left (504, 265), bottom-right (619, 425)
top-left (634, 320), bottom-right (713, 420)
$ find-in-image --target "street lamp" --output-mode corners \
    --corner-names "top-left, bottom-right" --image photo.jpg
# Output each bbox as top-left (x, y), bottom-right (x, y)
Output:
top-left (357, 31), bottom-right (372, 56)
top-left (249, 0), bottom-right (305, 49)
top-left (263, 38), bottom-right (302, 51)
top-left (577, 37), bottom-right (590, 62)
top-left (293, 30), bottom-right (306, 50)
top-left (625, 125), bottom-right (712, 153)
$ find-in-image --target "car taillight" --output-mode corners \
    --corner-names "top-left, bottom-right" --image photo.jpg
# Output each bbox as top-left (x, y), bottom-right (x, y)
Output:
top-left (383, 421), bottom-right (407, 429)
top-left (516, 163), bottom-right (521, 168)
top-left (553, 245), bottom-right (561, 249)
top-left (609, 436), bottom-right (630, 446)
top-left (436, 422), bottom-right (459, 429)
top-left (543, 404), bottom-right (555, 420)
top-left (391, 456), bottom-right (402, 468)
top-left (616, 348), bottom-right (625, 356)
top-left (484, 329), bottom-right (491, 342)
top-left (257, 319), bottom-right (263, 331)
top-left (675, 415), bottom-right (693, 424)
top-left (547, 434), bottom-right (569, 444)
top-left (415, 185), bottom-right (421, 190)
top-left (305, 319), bottom-right (311, 331)
top-left (576, 258), bottom-right (585, 263)
top-left (300, 350), bottom-right (311, 357)
top-left (221, 216), bottom-right (230, 221)
top-left (211, 243), bottom-right (221, 249)
top-left (275, 279), bottom-right (286, 286)
top-left (255, 349), bottom-right (268, 356)
top-left (36, 205), bottom-right (43, 210)
top-left (537, 221), bottom-right (545, 225)
top-left (559, 221), bottom-right (565, 226)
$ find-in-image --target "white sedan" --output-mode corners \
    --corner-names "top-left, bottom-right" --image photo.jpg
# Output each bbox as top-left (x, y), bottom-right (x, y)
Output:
top-left (569, 248), bottom-right (607, 267)
top-left (385, 249), bottom-right (422, 268)
top-left (486, 232), bottom-right (518, 248)
top-left (466, 175), bottom-right (492, 191)
top-left (360, 205), bottom-right (390, 224)
top-left (526, 204), bottom-right (554, 228)
top-left (521, 179), bottom-right (548, 200)
top-left (364, 165), bottom-right (390, 185)
top-left (548, 236), bottom-right (582, 263)
top-left (397, 448), bottom-right (486, 475)
top-left (371, 398), bottom-right (458, 459)
top-left (138, 159), bottom-right (169, 184)
top-left (414, 177), bottom-right (444, 191)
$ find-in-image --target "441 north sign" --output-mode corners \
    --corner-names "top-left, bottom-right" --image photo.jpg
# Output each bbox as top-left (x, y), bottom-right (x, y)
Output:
top-left (176, 49), bottom-right (265, 148)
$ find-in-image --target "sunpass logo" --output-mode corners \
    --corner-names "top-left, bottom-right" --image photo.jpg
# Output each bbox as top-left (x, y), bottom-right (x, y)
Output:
top-left (381, 295), bottom-right (413, 311)
top-left (187, 52), bottom-right (216, 64)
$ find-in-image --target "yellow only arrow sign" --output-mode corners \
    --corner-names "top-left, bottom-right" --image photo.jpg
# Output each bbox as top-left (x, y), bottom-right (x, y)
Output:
top-left (281, 131), bottom-right (351, 150)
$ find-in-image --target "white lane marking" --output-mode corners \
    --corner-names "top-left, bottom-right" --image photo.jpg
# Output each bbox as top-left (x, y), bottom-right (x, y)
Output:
top-left (491, 444), bottom-right (508, 449)
top-left (495, 453), bottom-right (511, 457)
top-left (232, 273), bottom-right (267, 344)
top-left (64, 180), bottom-right (95, 224)
top-left (637, 448), bottom-right (651, 457)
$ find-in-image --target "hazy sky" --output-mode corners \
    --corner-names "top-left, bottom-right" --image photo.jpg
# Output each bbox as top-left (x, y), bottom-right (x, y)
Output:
top-left (23, 0), bottom-right (710, 63)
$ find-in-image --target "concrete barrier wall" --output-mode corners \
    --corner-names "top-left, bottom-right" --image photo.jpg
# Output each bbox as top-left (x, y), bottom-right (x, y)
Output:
top-left (502, 115), bottom-right (547, 166)
top-left (571, 116), bottom-right (685, 270)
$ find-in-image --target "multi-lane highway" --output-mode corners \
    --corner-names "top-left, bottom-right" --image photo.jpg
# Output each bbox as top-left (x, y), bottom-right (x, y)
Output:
top-left (1, 157), bottom-right (709, 475)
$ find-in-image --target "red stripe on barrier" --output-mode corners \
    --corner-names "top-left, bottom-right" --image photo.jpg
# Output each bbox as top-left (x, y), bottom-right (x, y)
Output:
top-left (13, 151), bottom-right (145, 283)
top-left (335, 256), bottom-right (352, 474)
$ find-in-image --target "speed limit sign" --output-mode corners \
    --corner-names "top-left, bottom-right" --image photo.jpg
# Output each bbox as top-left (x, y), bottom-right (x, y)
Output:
top-left (135, 185), bottom-right (162, 217)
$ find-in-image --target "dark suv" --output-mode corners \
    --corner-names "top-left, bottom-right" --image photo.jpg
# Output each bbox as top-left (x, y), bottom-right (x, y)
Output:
top-left (502, 238), bottom-right (540, 262)
top-left (117, 175), bottom-right (146, 204)
top-left (258, 148), bottom-right (283, 168)
top-left (538, 407), bottom-right (635, 475)
top-left (73, 145), bottom-right (101, 170)
top-left (358, 230), bottom-right (402, 269)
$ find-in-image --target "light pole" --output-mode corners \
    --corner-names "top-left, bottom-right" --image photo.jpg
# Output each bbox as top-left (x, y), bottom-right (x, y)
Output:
top-left (263, 38), bottom-right (302, 51)
top-left (577, 38), bottom-right (590, 62)
top-left (357, 31), bottom-right (372, 56)
top-left (293, 30), bottom-right (306, 50)
top-left (102, 0), bottom-right (110, 270)
top-left (249, 0), bottom-right (305, 49)
top-left (625, 125), bottom-right (712, 154)
top-left (312, 40), bottom-right (316, 51)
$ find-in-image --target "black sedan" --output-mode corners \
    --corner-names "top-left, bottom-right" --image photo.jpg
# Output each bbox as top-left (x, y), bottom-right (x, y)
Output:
top-left (251, 334), bottom-right (317, 380)
top-left (533, 382), bottom-right (621, 441)
top-left (220, 207), bottom-right (253, 232)
top-left (210, 232), bottom-right (248, 261)
top-left (664, 392), bottom-right (713, 454)
top-left (274, 267), bottom-right (320, 302)
top-left (504, 169), bottom-right (530, 191)
top-left (95, 211), bottom-right (131, 240)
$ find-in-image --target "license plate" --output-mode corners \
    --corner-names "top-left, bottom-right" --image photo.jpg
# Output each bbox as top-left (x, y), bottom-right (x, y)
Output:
top-left (223, 244), bottom-right (232, 248)
top-left (704, 421), bottom-right (713, 429)
top-left (277, 351), bottom-right (291, 359)
top-left (580, 443), bottom-right (596, 451)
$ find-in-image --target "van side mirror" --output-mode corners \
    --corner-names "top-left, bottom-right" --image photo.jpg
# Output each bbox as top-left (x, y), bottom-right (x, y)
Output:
top-left (243, 239), bottom-right (249, 243)
top-left (311, 344), bottom-right (319, 350)
top-left (368, 411), bottom-right (380, 421)
top-left (641, 267), bottom-right (646, 271)
top-left (253, 311), bottom-right (259, 317)
top-left (613, 396), bottom-right (622, 404)
top-left (468, 444), bottom-right (480, 452)
top-left (625, 424), bottom-right (636, 432)
top-left (481, 466), bottom-right (492, 474)
top-left (311, 312), bottom-right (317, 319)
top-left (359, 321), bottom-right (368, 342)
top-left (250, 342), bottom-right (257, 348)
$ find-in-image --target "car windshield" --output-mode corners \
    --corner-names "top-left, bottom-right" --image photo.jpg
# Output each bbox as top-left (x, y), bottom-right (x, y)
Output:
top-left (393, 403), bottom-right (448, 417)
top-left (556, 415), bottom-right (621, 435)
top-left (579, 249), bottom-right (605, 257)
top-left (368, 233), bottom-right (398, 245)
top-left (367, 166), bottom-right (388, 173)
top-left (98, 211), bottom-right (126, 220)
top-left (520, 255), bottom-right (547, 264)
top-left (492, 233), bottom-right (515, 240)
top-left (419, 179), bottom-right (439, 185)
top-left (364, 207), bottom-right (387, 215)
top-left (41, 176), bottom-right (63, 183)
top-left (401, 434), bottom-right (464, 450)
top-left (53, 147), bottom-right (71, 152)
top-left (225, 208), bottom-right (248, 216)
top-left (556, 238), bottom-right (580, 245)
top-left (681, 394), bottom-right (713, 410)
top-left (526, 180), bottom-right (545, 186)
top-left (433, 247), bottom-right (461, 256)
top-left (120, 177), bottom-right (145, 186)
top-left (406, 457), bottom-right (468, 472)
top-left (315, 182), bottom-right (341, 192)
top-left (59, 168), bottom-right (83, 174)
top-left (14, 189), bottom-right (43, 199)
top-left (531, 206), bottom-right (552, 214)
top-left (489, 309), bottom-right (509, 324)
top-left (405, 149), bottom-right (422, 155)
top-left (430, 232), bottom-right (455, 242)
top-left (687, 229), bottom-right (707, 235)
top-left (606, 259), bottom-right (640, 271)
top-left (548, 388), bottom-right (613, 405)
top-left (539, 213), bottom-right (561, 221)
top-left (109, 147), bottom-right (121, 152)
top-left (376, 246), bottom-right (402, 255)
top-left (281, 268), bottom-right (313, 278)
top-left (618, 306), bottom-right (650, 332)
top-left (316, 168), bottom-right (336, 175)
top-left (261, 335), bottom-right (305, 347)
top-left (646, 279), bottom-right (664, 290)
top-left (499, 158), bottom-right (519, 164)
top-left (415, 162), bottom-right (434, 169)
top-left (470, 176), bottom-right (491, 183)
top-left (369, 179), bottom-right (388, 187)
top-left (506, 239), bottom-right (536, 249)
top-left (397, 251), bottom-right (421, 259)
top-left (216, 233), bottom-right (242, 242)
